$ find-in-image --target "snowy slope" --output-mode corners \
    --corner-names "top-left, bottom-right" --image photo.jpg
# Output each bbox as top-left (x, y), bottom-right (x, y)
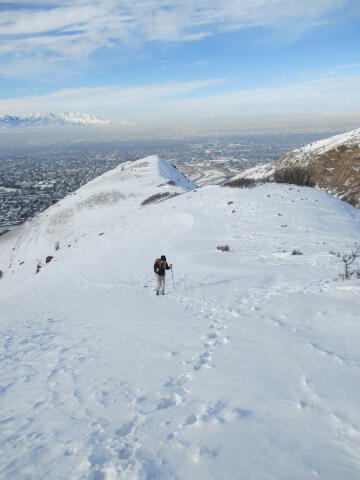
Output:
top-left (0, 155), bottom-right (196, 286)
top-left (1, 157), bottom-right (360, 480)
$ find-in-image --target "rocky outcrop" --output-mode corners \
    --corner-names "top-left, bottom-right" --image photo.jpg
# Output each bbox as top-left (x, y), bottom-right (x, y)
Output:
top-left (230, 128), bottom-right (360, 208)
top-left (276, 141), bottom-right (360, 207)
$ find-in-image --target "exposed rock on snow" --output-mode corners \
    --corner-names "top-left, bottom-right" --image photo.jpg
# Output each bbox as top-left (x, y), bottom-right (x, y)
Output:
top-left (230, 128), bottom-right (360, 208)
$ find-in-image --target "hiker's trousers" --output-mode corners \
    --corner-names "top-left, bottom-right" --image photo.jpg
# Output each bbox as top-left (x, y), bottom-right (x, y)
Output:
top-left (155, 274), bottom-right (165, 294)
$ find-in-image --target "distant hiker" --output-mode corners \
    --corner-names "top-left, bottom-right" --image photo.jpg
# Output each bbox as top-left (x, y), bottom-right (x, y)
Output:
top-left (154, 255), bottom-right (172, 295)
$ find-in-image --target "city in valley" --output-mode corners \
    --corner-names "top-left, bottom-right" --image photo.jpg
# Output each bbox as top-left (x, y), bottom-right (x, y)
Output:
top-left (0, 130), bottom-right (338, 234)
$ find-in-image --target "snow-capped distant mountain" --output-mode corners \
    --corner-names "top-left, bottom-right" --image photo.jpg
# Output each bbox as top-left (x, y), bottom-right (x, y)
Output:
top-left (1, 156), bottom-right (360, 479)
top-left (0, 112), bottom-right (110, 127)
top-left (228, 127), bottom-right (360, 208)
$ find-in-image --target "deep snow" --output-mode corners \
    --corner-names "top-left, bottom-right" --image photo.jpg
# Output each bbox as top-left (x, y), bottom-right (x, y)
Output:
top-left (1, 156), bottom-right (360, 479)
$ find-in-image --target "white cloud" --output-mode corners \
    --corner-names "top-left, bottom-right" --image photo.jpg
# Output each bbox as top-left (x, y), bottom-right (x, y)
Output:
top-left (168, 73), bottom-right (360, 117)
top-left (0, 0), bottom-right (352, 76)
top-left (0, 78), bottom-right (223, 116)
top-left (1, 72), bottom-right (360, 128)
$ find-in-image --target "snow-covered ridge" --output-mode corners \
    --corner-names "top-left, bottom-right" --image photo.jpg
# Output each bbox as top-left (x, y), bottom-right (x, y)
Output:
top-left (1, 153), bottom-right (360, 479)
top-left (0, 155), bottom-right (196, 279)
top-left (287, 127), bottom-right (360, 162)
top-left (0, 112), bottom-right (110, 127)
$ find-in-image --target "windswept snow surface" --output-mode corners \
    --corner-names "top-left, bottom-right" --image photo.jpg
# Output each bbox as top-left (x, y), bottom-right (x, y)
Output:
top-left (1, 157), bottom-right (360, 479)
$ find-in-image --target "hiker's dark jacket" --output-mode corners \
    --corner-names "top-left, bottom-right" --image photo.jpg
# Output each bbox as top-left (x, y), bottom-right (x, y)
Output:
top-left (154, 260), bottom-right (170, 276)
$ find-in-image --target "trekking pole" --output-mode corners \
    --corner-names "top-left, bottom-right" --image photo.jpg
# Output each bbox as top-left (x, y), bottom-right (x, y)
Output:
top-left (171, 266), bottom-right (175, 289)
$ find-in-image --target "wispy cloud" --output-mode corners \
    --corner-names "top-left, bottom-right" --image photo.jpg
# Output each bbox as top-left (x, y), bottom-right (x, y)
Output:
top-left (0, 0), bottom-right (352, 77)
top-left (298, 62), bottom-right (360, 80)
top-left (1, 71), bottom-right (359, 125)
top-left (0, 78), bottom-right (223, 116)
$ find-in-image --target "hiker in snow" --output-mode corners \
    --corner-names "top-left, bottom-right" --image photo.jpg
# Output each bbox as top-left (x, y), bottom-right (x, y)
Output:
top-left (154, 255), bottom-right (172, 295)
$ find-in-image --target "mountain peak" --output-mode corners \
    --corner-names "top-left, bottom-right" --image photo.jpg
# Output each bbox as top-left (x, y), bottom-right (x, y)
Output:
top-left (0, 112), bottom-right (110, 127)
top-left (0, 156), bottom-right (196, 279)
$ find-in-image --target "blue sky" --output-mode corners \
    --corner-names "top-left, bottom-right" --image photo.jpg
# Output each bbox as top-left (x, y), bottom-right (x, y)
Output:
top-left (0, 0), bottom-right (359, 130)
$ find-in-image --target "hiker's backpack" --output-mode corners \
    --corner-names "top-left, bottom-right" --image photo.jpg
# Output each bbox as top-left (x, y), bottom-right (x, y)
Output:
top-left (154, 258), bottom-right (161, 272)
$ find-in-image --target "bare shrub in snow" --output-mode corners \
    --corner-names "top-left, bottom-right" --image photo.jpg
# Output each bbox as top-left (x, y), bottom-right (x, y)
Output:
top-left (291, 249), bottom-right (303, 255)
top-left (157, 180), bottom-right (176, 187)
top-left (141, 192), bottom-right (175, 206)
top-left (0, 270), bottom-right (3, 279)
top-left (223, 177), bottom-right (257, 188)
top-left (79, 191), bottom-right (125, 209)
top-left (55, 241), bottom-right (60, 251)
top-left (46, 256), bottom-right (54, 264)
top-left (274, 168), bottom-right (315, 187)
top-left (338, 243), bottom-right (360, 279)
top-left (141, 192), bottom-right (170, 205)
top-left (217, 245), bottom-right (230, 252)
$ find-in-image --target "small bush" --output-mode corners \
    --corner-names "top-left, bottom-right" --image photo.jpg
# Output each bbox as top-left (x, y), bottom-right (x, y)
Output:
top-left (223, 177), bottom-right (257, 188)
top-left (140, 192), bottom-right (180, 206)
top-left (217, 245), bottom-right (230, 252)
top-left (291, 249), bottom-right (303, 255)
top-left (157, 180), bottom-right (176, 187)
top-left (274, 167), bottom-right (315, 187)
top-left (55, 241), bottom-right (60, 251)
top-left (46, 256), bottom-right (54, 264)
top-left (0, 270), bottom-right (3, 279)
top-left (141, 192), bottom-right (170, 206)
top-left (338, 243), bottom-right (360, 279)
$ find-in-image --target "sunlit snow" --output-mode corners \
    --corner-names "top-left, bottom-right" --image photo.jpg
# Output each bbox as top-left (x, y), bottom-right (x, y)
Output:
top-left (1, 156), bottom-right (360, 479)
